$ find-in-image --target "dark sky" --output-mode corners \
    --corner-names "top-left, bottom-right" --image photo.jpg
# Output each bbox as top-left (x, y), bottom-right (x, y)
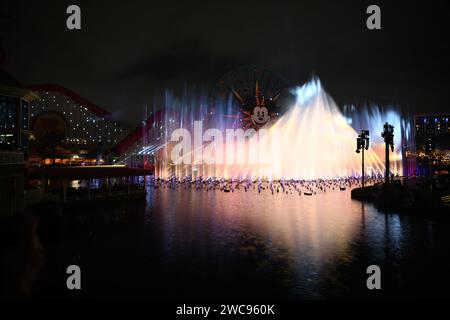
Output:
top-left (1, 0), bottom-right (450, 128)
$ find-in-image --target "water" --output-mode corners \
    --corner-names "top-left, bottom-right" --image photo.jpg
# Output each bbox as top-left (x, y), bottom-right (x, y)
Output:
top-left (34, 186), bottom-right (450, 299)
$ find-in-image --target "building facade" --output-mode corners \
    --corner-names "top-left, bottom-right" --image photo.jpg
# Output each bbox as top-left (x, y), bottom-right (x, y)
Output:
top-left (415, 114), bottom-right (450, 175)
top-left (28, 84), bottom-right (128, 166)
top-left (0, 69), bottom-right (39, 216)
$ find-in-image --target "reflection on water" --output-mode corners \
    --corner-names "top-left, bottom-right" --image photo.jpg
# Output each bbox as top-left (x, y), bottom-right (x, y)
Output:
top-left (34, 184), bottom-right (450, 299)
top-left (145, 186), bottom-right (450, 299)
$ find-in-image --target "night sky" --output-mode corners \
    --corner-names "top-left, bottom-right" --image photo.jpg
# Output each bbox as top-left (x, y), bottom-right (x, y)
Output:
top-left (1, 0), bottom-right (449, 128)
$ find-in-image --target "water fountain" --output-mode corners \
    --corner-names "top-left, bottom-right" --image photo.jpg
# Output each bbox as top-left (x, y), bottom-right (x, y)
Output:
top-left (145, 78), bottom-right (406, 181)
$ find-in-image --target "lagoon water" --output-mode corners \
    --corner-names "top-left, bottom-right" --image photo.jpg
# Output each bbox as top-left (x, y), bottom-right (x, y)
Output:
top-left (34, 185), bottom-right (450, 299)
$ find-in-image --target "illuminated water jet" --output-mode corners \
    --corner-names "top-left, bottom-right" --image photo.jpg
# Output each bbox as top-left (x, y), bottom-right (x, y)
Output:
top-left (140, 78), bottom-right (406, 180)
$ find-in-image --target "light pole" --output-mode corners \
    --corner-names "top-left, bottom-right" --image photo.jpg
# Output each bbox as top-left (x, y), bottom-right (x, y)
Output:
top-left (356, 130), bottom-right (370, 187)
top-left (381, 122), bottom-right (394, 184)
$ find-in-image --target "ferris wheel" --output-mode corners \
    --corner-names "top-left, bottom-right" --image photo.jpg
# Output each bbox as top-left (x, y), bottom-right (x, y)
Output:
top-left (210, 65), bottom-right (292, 130)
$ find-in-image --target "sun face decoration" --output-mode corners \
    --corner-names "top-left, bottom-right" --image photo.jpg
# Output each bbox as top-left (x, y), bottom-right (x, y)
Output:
top-left (233, 81), bottom-right (280, 130)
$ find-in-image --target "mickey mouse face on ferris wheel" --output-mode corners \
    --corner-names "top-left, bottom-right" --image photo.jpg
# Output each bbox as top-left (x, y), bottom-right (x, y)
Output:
top-left (211, 66), bottom-right (291, 130)
top-left (251, 105), bottom-right (270, 127)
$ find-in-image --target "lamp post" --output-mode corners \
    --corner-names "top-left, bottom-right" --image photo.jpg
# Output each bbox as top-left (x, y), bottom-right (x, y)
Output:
top-left (381, 122), bottom-right (394, 184)
top-left (356, 130), bottom-right (370, 187)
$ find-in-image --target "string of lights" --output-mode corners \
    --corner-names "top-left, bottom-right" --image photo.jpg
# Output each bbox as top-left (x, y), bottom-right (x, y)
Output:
top-left (30, 89), bottom-right (127, 146)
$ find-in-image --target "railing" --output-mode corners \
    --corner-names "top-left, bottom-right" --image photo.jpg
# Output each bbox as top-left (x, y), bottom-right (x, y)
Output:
top-left (0, 151), bottom-right (24, 165)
